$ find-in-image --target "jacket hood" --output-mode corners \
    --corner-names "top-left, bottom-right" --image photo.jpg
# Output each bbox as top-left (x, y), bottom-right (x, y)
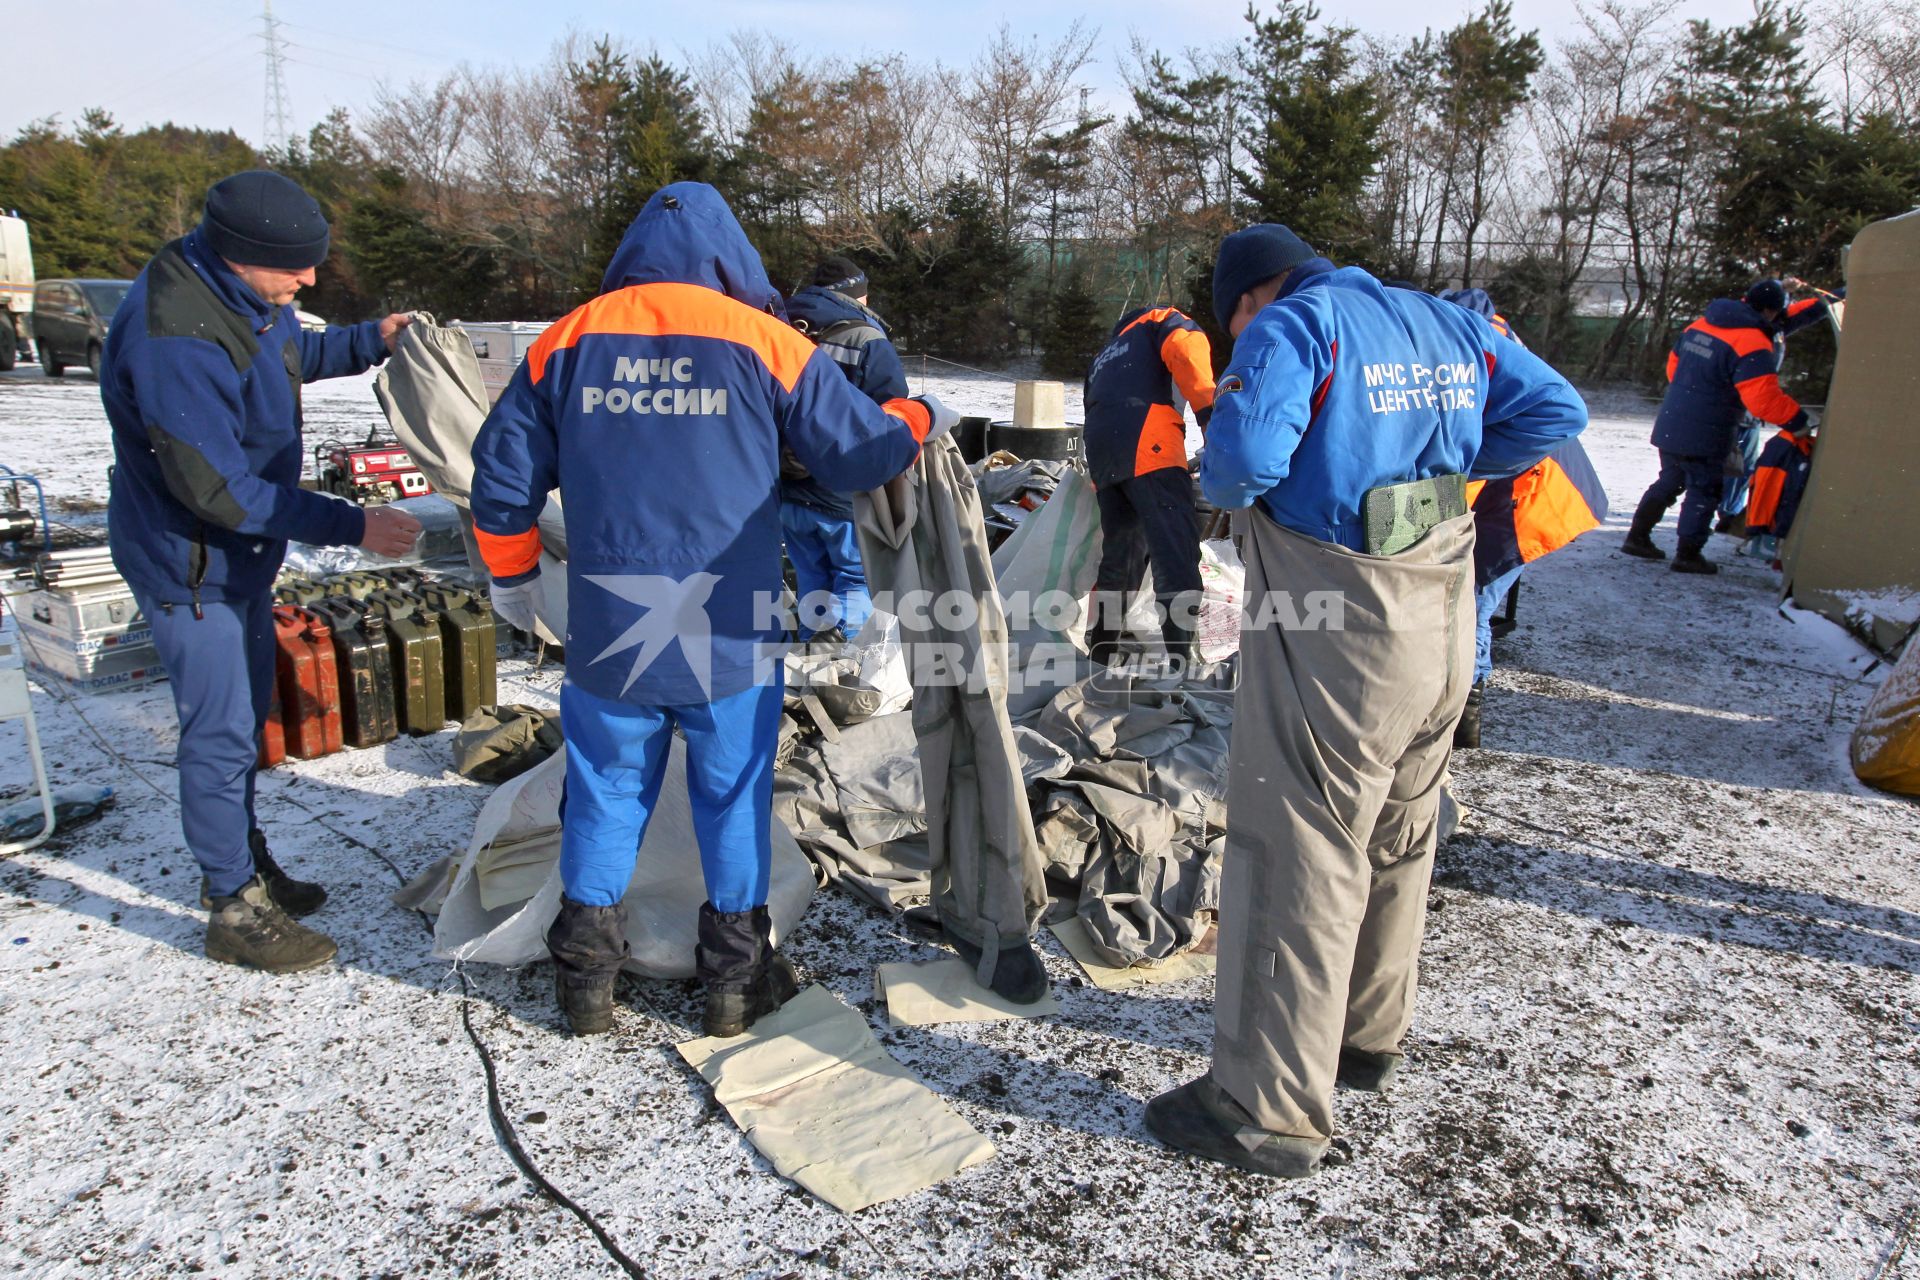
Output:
top-left (1440, 287), bottom-right (1497, 319)
top-left (787, 285), bottom-right (889, 336)
top-left (599, 182), bottom-right (783, 314)
top-left (1705, 297), bottom-right (1770, 332)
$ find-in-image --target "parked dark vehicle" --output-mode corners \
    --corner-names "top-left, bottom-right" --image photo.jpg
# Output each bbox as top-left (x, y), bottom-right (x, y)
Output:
top-left (33, 278), bottom-right (130, 378)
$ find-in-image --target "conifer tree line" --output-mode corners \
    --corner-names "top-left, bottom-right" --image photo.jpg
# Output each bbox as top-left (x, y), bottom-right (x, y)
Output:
top-left (4, 0), bottom-right (1917, 395)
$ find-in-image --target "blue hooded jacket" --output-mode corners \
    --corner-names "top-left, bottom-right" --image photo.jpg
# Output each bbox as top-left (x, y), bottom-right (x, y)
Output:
top-left (101, 228), bottom-right (387, 605)
top-left (780, 285), bottom-right (910, 517)
top-left (468, 183), bottom-right (929, 706)
top-left (1201, 261), bottom-right (1588, 549)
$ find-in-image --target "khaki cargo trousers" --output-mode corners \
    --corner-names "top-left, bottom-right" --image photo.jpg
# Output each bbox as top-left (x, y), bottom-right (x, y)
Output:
top-left (1211, 507), bottom-right (1474, 1143)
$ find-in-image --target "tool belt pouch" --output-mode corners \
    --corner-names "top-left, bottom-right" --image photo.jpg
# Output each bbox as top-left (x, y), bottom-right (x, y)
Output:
top-left (1361, 474), bottom-right (1468, 556)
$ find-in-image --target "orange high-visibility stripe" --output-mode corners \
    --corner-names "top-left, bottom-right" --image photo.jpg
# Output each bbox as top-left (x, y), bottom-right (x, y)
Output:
top-left (1159, 326), bottom-right (1216, 413)
top-left (1511, 457), bottom-right (1601, 562)
top-left (525, 281), bottom-right (816, 392)
top-left (1116, 306), bottom-right (1181, 340)
top-left (1666, 349), bottom-right (1679, 382)
top-left (1747, 466), bottom-right (1787, 530)
top-left (1686, 317), bottom-right (1773, 358)
top-left (474, 526), bottom-right (544, 579)
top-left (1786, 296), bottom-right (1821, 319)
top-left (883, 397), bottom-right (932, 444)
top-left (1734, 371), bottom-right (1800, 426)
top-left (1132, 403), bottom-right (1188, 477)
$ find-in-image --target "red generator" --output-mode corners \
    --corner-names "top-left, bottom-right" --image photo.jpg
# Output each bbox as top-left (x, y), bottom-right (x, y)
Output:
top-left (270, 606), bottom-right (344, 759)
top-left (314, 433), bottom-right (433, 505)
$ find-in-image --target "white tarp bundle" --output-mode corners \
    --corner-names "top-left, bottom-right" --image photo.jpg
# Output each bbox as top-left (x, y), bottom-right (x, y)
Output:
top-left (399, 738), bottom-right (816, 976)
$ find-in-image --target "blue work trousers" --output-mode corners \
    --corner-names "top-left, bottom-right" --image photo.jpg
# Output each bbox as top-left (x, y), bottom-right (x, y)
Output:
top-left (558, 674), bottom-right (785, 912)
top-left (1637, 451), bottom-right (1726, 549)
top-left (780, 501), bottom-right (871, 638)
top-left (1474, 564), bottom-right (1525, 686)
top-left (134, 588), bottom-right (276, 897)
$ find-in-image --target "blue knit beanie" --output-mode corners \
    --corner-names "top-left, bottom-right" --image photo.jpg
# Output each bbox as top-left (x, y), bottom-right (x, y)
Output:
top-left (200, 171), bottom-right (330, 269)
top-left (1213, 224), bottom-right (1316, 329)
top-left (1744, 278), bottom-right (1788, 313)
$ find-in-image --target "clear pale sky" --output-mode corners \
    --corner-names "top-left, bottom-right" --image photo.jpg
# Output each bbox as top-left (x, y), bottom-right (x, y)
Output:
top-left (6, 0), bottom-right (1769, 148)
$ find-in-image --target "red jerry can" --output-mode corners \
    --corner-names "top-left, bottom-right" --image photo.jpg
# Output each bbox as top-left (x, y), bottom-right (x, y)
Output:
top-left (259, 675), bottom-right (286, 769)
top-left (272, 605), bottom-right (344, 759)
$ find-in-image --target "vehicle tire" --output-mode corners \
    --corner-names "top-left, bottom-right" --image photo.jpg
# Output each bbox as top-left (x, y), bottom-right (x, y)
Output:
top-left (39, 342), bottom-right (64, 377)
top-left (0, 320), bottom-right (16, 372)
top-left (87, 343), bottom-right (103, 379)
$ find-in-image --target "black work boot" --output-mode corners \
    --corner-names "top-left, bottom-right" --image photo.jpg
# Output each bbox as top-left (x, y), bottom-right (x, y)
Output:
top-left (698, 903), bottom-right (801, 1038)
top-left (1085, 593), bottom-right (1125, 670)
top-left (1671, 542), bottom-right (1719, 575)
top-left (1335, 1046), bottom-right (1404, 1093)
top-left (1145, 1074), bottom-right (1345, 1179)
top-left (205, 876), bottom-right (338, 973)
top-left (1622, 497), bottom-right (1668, 560)
top-left (1158, 592), bottom-right (1199, 676)
top-left (1453, 681), bottom-right (1483, 749)
top-left (200, 830), bottom-right (328, 918)
top-left (946, 928), bottom-right (1050, 1005)
top-left (546, 897), bottom-right (630, 1036)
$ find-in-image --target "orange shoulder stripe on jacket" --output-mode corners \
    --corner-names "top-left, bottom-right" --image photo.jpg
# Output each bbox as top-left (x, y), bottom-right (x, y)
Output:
top-left (1746, 465), bottom-right (1787, 530)
top-left (1159, 326), bottom-right (1216, 412)
top-left (1686, 317), bottom-right (1774, 358)
top-left (525, 281), bottom-right (816, 392)
top-left (1117, 306), bottom-right (1181, 340)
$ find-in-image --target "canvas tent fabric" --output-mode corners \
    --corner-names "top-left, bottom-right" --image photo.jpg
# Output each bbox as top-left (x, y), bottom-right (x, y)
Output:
top-left (853, 437), bottom-right (1050, 978)
top-left (399, 739), bottom-right (816, 976)
top-left (1781, 209), bottom-right (1920, 651)
top-left (375, 315), bottom-right (569, 643)
top-left (1852, 637), bottom-right (1920, 796)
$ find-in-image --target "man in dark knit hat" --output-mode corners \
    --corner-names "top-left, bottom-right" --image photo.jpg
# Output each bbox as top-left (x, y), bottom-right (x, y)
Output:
top-left (778, 254), bottom-right (910, 643)
top-left (100, 170), bottom-right (422, 974)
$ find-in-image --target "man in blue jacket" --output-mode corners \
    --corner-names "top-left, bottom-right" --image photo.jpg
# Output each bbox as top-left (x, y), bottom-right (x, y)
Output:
top-left (102, 170), bottom-right (420, 973)
top-left (469, 185), bottom-right (953, 1039)
top-left (1625, 279), bottom-right (1813, 573)
top-left (1144, 225), bottom-right (1587, 1179)
top-left (779, 255), bottom-right (909, 642)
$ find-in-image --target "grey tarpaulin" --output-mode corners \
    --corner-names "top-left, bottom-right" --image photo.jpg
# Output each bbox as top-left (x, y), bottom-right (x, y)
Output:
top-left (852, 437), bottom-right (1048, 981)
top-left (1211, 505), bottom-right (1474, 1146)
top-left (373, 314), bottom-right (569, 641)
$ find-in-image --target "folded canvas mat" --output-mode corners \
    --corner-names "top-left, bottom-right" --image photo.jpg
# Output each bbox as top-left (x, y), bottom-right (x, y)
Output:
top-left (875, 956), bottom-right (1062, 1027)
top-left (400, 741), bottom-right (815, 976)
top-left (677, 984), bottom-right (995, 1213)
top-left (1049, 915), bottom-right (1215, 992)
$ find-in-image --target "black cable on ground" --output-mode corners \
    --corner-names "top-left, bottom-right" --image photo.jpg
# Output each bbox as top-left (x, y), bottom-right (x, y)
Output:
top-left (4, 656), bottom-right (650, 1280)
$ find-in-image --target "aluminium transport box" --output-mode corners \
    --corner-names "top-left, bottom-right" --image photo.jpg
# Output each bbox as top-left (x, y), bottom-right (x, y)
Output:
top-left (451, 321), bottom-right (551, 405)
top-left (19, 583), bottom-right (147, 641)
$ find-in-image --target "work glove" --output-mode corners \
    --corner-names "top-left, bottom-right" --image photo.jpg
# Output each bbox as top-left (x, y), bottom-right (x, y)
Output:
top-left (489, 575), bottom-right (541, 634)
top-left (912, 393), bottom-right (960, 443)
top-left (1785, 408), bottom-right (1813, 437)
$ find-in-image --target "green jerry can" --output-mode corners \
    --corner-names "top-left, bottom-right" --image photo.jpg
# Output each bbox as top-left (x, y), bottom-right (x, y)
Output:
top-left (409, 584), bottom-right (498, 722)
top-left (309, 596), bottom-right (400, 748)
top-left (361, 589), bottom-right (446, 734)
top-left (331, 571), bottom-right (398, 603)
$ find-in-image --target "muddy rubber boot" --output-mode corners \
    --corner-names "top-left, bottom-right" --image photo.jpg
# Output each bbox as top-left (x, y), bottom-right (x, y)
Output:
top-left (1671, 542), bottom-right (1719, 575)
top-left (1452, 681), bottom-right (1483, 749)
top-left (200, 831), bottom-right (328, 918)
top-left (546, 898), bottom-right (630, 1037)
top-left (205, 876), bottom-right (338, 973)
top-left (1144, 1074), bottom-right (1344, 1179)
top-left (946, 928), bottom-right (1049, 1005)
top-left (699, 903), bottom-right (800, 1038)
top-left (1335, 1046), bottom-right (1403, 1093)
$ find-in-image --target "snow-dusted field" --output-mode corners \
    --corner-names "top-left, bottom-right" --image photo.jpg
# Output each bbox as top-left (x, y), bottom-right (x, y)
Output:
top-left (0, 364), bottom-right (1914, 1279)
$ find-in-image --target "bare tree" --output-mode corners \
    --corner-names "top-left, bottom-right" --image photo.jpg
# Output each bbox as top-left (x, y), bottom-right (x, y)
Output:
top-left (955, 20), bottom-right (1099, 240)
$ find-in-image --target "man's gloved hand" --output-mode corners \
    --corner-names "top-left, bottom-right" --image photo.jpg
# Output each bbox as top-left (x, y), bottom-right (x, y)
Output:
top-left (913, 393), bottom-right (960, 443)
top-left (489, 575), bottom-right (541, 634)
top-left (360, 505), bottom-right (423, 557)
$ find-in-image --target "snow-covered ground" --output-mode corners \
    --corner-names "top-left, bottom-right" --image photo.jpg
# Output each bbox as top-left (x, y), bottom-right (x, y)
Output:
top-left (0, 364), bottom-right (1915, 1279)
